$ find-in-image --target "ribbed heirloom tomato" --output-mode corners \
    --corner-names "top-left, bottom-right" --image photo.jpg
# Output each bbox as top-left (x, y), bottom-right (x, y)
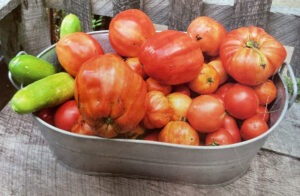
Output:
top-left (220, 26), bottom-right (287, 86)
top-left (73, 54), bottom-right (147, 138)
top-left (139, 30), bottom-right (204, 85)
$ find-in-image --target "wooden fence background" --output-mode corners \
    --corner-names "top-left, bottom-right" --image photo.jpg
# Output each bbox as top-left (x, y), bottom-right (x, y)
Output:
top-left (0, 0), bottom-right (299, 76)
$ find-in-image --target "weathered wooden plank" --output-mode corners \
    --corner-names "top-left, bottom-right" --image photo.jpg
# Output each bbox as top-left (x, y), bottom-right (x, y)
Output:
top-left (168, 0), bottom-right (204, 31)
top-left (0, 0), bottom-right (20, 20)
top-left (62, 0), bottom-right (93, 32)
top-left (0, 103), bottom-right (299, 195)
top-left (230, 0), bottom-right (272, 30)
top-left (112, 0), bottom-right (140, 16)
top-left (141, 0), bottom-right (170, 25)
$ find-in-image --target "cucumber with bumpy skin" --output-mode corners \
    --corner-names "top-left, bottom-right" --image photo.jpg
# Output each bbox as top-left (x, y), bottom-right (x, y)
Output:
top-left (9, 54), bottom-right (56, 86)
top-left (10, 72), bottom-right (75, 114)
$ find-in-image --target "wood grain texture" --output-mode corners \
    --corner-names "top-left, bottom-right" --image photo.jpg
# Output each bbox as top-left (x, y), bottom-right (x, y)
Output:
top-left (0, 0), bottom-right (20, 20)
top-left (62, 0), bottom-right (93, 32)
top-left (230, 0), bottom-right (272, 30)
top-left (112, 0), bottom-right (140, 16)
top-left (0, 103), bottom-right (299, 195)
top-left (168, 0), bottom-right (204, 31)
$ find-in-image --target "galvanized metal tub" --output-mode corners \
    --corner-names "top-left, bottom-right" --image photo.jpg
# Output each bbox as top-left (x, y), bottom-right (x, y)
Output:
top-left (18, 31), bottom-right (298, 186)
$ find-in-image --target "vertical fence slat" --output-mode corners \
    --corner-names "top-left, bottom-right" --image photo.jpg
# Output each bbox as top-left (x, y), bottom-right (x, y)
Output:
top-left (63, 0), bottom-right (93, 32)
top-left (230, 0), bottom-right (272, 30)
top-left (112, 0), bottom-right (140, 16)
top-left (168, 0), bottom-right (203, 31)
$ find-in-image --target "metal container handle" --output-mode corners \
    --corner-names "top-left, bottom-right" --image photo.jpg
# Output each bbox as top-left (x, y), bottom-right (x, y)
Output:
top-left (8, 51), bottom-right (28, 90)
top-left (279, 62), bottom-right (298, 109)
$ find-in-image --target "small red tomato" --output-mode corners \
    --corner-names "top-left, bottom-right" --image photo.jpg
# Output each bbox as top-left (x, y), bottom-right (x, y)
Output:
top-left (54, 100), bottom-right (80, 131)
top-left (159, 121), bottom-right (200, 146)
top-left (188, 63), bottom-right (220, 95)
top-left (167, 92), bottom-right (192, 121)
top-left (208, 58), bottom-right (228, 85)
top-left (125, 57), bottom-right (147, 79)
top-left (187, 95), bottom-right (225, 133)
top-left (253, 79), bottom-right (277, 105)
top-left (240, 116), bottom-right (269, 140)
top-left (144, 131), bottom-right (160, 141)
top-left (142, 91), bottom-right (173, 129)
top-left (35, 108), bottom-right (56, 125)
top-left (56, 32), bottom-right (104, 77)
top-left (187, 16), bottom-right (227, 57)
top-left (222, 114), bottom-right (241, 143)
top-left (109, 9), bottom-right (155, 57)
top-left (224, 84), bottom-right (259, 120)
top-left (205, 128), bottom-right (234, 146)
top-left (252, 105), bottom-right (270, 122)
top-left (146, 77), bottom-right (172, 95)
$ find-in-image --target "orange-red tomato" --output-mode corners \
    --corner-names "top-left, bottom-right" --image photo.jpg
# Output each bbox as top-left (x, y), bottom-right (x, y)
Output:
top-left (146, 77), bottom-right (172, 95)
top-left (252, 105), bottom-right (270, 122)
top-left (240, 116), bottom-right (269, 140)
top-left (187, 95), bottom-right (225, 133)
top-left (142, 91), bottom-right (173, 129)
top-left (221, 114), bottom-right (241, 143)
top-left (205, 128), bottom-right (234, 146)
top-left (253, 79), bottom-right (277, 105)
top-left (208, 58), bottom-right (228, 85)
top-left (220, 26), bottom-right (287, 86)
top-left (224, 84), bottom-right (259, 120)
top-left (139, 30), bottom-right (204, 85)
top-left (187, 16), bottom-right (227, 57)
top-left (56, 32), bottom-right (104, 77)
top-left (189, 63), bottom-right (220, 94)
top-left (125, 57), bottom-right (147, 79)
top-left (215, 82), bottom-right (235, 101)
top-left (167, 92), bottom-right (192, 121)
top-left (159, 121), bottom-right (200, 146)
top-left (74, 54), bottom-right (147, 138)
top-left (109, 9), bottom-right (155, 57)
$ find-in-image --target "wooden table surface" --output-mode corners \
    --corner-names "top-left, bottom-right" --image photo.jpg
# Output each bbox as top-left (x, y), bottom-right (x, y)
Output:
top-left (0, 101), bottom-right (299, 195)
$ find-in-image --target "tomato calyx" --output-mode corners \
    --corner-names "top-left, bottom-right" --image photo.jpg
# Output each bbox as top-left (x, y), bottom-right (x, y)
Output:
top-left (245, 40), bottom-right (266, 69)
top-left (196, 34), bottom-right (202, 41)
top-left (210, 139), bottom-right (220, 146)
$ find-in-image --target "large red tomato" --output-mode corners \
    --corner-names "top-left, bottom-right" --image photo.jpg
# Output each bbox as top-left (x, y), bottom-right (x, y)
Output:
top-left (142, 91), bottom-right (173, 129)
top-left (224, 84), bottom-right (259, 120)
top-left (220, 26), bottom-right (287, 86)
top-left (187, 95), bottom-right (225, 133)
top-left (139, 30), bottom-right (204, 85)
top-left (56, 32), bottom-right (104, 77)
top-left (159, 121), bottom-right (200, 146)
top-left (54, 100), bottom-right (80, 131)
top-left (109, 9), bottom-right (155, 57)
top-left (187, 16), bottom-right (227, 57)
top-left (74, 54), bottom-right (147, 138)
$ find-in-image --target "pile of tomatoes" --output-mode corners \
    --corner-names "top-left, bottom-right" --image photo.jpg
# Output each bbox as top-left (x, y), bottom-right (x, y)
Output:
top-left (36, 9), bottom-right (287, 146)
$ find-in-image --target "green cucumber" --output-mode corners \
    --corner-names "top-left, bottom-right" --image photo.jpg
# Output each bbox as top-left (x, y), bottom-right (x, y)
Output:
top-left (60, 13), bottom-right (82, 38)
top-left (9, 54), bottom-right (56, 86)
top-left (10, 72), bottom-right (75, 114)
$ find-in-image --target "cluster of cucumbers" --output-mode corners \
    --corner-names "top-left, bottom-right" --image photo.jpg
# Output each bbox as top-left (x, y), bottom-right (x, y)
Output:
top-left (9, 14), bottom-right (81, 114)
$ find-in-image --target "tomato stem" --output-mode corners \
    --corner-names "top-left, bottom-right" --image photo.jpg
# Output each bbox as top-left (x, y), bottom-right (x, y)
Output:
top-left (245, 40), bottom-right (266, 69)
